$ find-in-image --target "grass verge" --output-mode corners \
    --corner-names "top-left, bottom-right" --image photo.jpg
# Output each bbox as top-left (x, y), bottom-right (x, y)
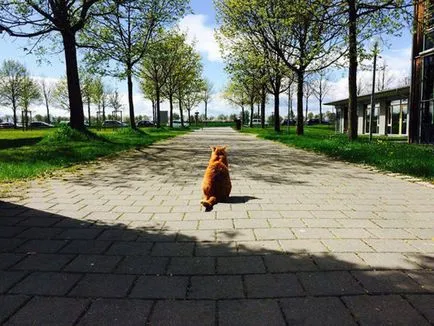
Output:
top-left (242, 125), bottom-right (434, 182)
top-left (0, 126), bottom-right (188, 182)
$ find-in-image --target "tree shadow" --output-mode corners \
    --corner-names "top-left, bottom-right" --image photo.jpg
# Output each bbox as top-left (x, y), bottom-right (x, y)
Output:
top-left (0, 200), bottom-right (432, 325)
top-left (0, 137), bottom-right (43, 150)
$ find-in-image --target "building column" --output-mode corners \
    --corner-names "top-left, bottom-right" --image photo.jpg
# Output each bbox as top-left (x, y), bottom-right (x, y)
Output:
top-left (378, 101), bottom-right (387, 135)
top-left (357, 104), bottom-right (364, 135)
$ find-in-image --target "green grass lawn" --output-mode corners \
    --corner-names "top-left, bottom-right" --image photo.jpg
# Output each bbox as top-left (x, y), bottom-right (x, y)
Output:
top-left (0, 126), bottom-right (188, 182)
top-left (242, 125), bottom-right (434, 181)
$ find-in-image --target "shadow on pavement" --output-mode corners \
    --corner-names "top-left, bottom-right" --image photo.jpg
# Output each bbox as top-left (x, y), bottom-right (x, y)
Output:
top-left (0, 201), bottom-right (432, 325)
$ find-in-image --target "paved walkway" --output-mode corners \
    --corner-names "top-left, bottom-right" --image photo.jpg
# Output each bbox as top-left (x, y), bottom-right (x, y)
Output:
top-left (0, 127), bottom-right (433, 325)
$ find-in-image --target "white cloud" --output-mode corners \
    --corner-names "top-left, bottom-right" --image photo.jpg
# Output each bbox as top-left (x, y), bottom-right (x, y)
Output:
top-left (324, 46), bottom-right (411, 105)
top-left (178, 14), bottom-right (222, 62)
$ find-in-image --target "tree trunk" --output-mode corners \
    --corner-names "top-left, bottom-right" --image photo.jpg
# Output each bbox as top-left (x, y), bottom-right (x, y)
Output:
top-left (24, 107), bottom-right (29, 129)
top-left (305, 94), bottom-right (308, 122)
top-left (61, 31), bottom-right (84, 130)
top-left (318, 80), bottom-right (323, 123)
top-left (319, 98), bottom-right (323, 124)
top-left (274, 90), bottom-right (281, 132)
top-left (179, 99), bottom-right (184, 127)
top-left (156, 87), bottom-right (161, 128)
top-left (347, 0), bottom-right (358, 140)
top-left (250, 101), bottom-right (254, 128)
top-left (187, 110), bottom-right (191, 124)
top-left (102, 101), bottom-right (106, 121)
top-left (87, 98), bottom-right (91, 127)
top-left (296, 70), bottom-right (304, 135)
top-left (204, 100), bottom-right (208, 127)
top-left (152, 99), bottom-right (156, 124)
top-left (261, 85), bottom-right (266, 129)
top-left (169, 93), bottom-right (174, 128)
top-left (12, 99), bottom-right (17, 128)
top-left (241, 106), bottom-right (244, 125)
top-left (45, 97), bottom-right (50, 124)
top-left (127, 68), bottom-right (136, 129)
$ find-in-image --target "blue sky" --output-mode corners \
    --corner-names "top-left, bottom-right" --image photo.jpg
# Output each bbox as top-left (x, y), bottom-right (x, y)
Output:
top-left (0, 0), bottom-right (413, 119)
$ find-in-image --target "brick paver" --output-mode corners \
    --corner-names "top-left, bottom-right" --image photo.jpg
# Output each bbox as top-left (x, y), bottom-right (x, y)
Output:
top-left (0, 127), bottom-right (433, 324)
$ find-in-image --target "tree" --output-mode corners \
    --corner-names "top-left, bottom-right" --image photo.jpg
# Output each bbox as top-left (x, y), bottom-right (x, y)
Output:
top-left (0, 60), bottom-right (27, 128)
top-left (53, 78), bottom-right (70, 112)
top-left (140, 77), bottom-right (158, 123)
top-left (182, 78), bottom-right (204, 124)
top-left (19, 77), bottom-right (41, 128)
top-left (216, 0), bottom-right (345, 135)
top-left (337, 0), bottom-right (412, 140)
top-left (158, 31), bottom-right (197, 127)
top-left (173, 42), bottom-right (203, 127)
top-left (311, 70), bottom-right (332, 123)
top-left (80, 72), bottom-right (96, 127)
top-left (109, 90), bottom-right (123, 113)
top-left (376, 59), bottom-right (394, 91)
top-left (264, 54), bottom-right (292, 132)
top-left (140, 35), bottom-right (174, 128)
top-left (39, 79), bottom-right (54, 124)
top-left (201, 79), bottom-right (214, 125)
top-left (0, 0), bottom-right (105, 129)
top-left (304, 78), bottom-right (313, 122)
top-left (81, 0), bottom-right (189, 129)
top-left (222, 41), bottom-right (264, 128)
top-left (34, 114), bottom-right (44, 122)
top-left (91, 77), bottom-right (108, 123)
top-left (223, 81), bottom-right (248, 124)
top-left (325, 110), bottom-right (336, 124)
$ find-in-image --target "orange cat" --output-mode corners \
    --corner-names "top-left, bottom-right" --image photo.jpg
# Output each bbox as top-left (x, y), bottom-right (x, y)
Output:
top-left (201, 146), bottom-right (232, 210)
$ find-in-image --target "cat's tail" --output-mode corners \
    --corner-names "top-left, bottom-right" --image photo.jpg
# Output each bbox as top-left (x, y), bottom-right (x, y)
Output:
top-left (201, 196), bottom-right (217, 210)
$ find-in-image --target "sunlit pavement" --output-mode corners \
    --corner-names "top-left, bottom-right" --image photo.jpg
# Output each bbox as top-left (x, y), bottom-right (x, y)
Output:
top-left (0, 127), bottom-right (433, 325)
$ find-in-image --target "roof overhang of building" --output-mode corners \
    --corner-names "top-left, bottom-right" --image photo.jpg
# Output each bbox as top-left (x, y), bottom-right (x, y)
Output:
top-left (324, 86), bottom-right (410, 107)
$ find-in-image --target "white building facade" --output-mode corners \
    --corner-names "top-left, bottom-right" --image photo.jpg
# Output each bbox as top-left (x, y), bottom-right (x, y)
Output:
top-left (325, 86), bottom-right (410, 137)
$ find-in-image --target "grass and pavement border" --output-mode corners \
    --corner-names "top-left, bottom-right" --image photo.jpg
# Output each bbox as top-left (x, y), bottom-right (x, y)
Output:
top-left (241, 125), bottom-right (434, 183)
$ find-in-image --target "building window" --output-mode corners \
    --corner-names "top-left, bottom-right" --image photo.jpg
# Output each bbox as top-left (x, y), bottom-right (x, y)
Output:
top-left (364, 103), bottom-right (379, 134)
top-left (388, 99), bottom-right (408, 135)
top-left (422, 55), bottom-right (434, 101)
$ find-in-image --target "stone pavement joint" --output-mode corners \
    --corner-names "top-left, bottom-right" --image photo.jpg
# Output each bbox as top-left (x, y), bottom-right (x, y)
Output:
top-left (0, 127), bottom-right (433, 325)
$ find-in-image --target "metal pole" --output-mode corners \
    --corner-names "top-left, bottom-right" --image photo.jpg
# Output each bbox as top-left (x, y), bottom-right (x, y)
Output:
top-left (369, 41), bottom-right (378, 141)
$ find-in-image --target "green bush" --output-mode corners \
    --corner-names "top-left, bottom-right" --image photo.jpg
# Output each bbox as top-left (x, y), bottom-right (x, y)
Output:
top-left (40, 124), bottom-right (91, 143)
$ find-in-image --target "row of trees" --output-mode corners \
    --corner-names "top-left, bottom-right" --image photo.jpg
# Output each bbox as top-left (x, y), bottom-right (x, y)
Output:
top-left (0, 60), bottom-right (46, 127)
top-left (0, 59), bottom-right (126, 128)
top-left (140, 30), bottom-right (213, 128)
top-left (0, 0), bottom-right (204, 130)
top-left (215, 0), bottom-right (412, 139)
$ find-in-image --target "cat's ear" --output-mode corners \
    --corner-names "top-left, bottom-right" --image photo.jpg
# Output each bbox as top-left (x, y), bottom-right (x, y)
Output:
top-left (210, 146), bottom-right (216, 151)
top-left (223, 146), bottom-right (229, 151)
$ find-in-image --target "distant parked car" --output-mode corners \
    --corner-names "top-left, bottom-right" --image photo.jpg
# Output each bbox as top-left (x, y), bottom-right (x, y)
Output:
top-left (281, 119), bottom-right (296, 126)
top-left (137, 120), bottom-right (154, 127)
top-left (102, 120), bottom-right (125, 128)
top-left (250, 119), bottom-right (268, 126)
top-left (171, 120), bottom-right (189, 128)
top-left (29, 121), bottom-right (54, 128)
top-left (306, 119), bottom-right (320, 125)
top-left (58, 121), bottom-right (89, 127)
top-left (0, 122), bottom-right (15, 128)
